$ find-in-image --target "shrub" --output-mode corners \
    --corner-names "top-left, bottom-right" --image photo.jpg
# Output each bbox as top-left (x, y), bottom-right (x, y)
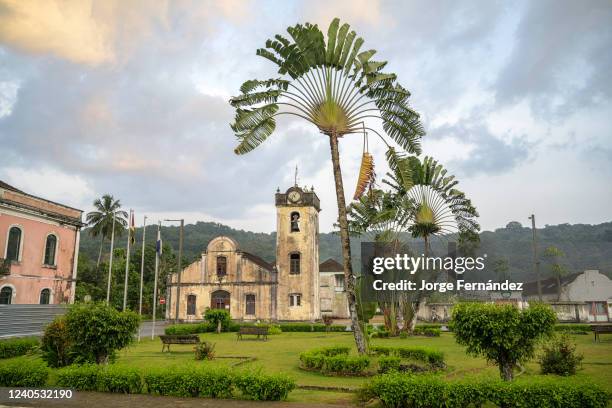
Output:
top-left (204, 309), bottom-right (231, 333)
top-left (234, 371), bottom-right (296, 401)
top-left (268, 324), bottom-right (282, 335)
top-left (41, 317), bottom-right (73, 367)
top-left (451, 302), bottom-right (557, 380)
top-left (97, 365), bottom-right (142, 394)
top-left (56, 364), bottom-right (100, 391)
top-left (0, 337), bottom-right (39, 359)
top-left (278, 323), bottom-right (314, 332)
top-left (399, 331), bottom-right (407, 339)
top-left (370, 346), bottom-right (445, 368)
top-left (539, 334), bottom-right (583, 376)
top-left (378, 356), bottom-right (401, 373)
top-left (299, 346), bottom-right (369, 376)
top-left (194, 341), bottom-right (215, 361)
top-left (64, 302), bottom-right (140, 364)
top-left (0, 358), bottom-right (49, 387)
top-left (554, 324), bottom-right (590, 334)
top-left (144, 366), bottom-right (233, 398)
top-left (323, 355), bottom-right (370, 375)
top-left (165, 322), bottom-right (211, 335)
top-left (413, 327), bottom-right (441, 337)
top-left (362, 373), bottom-right (610, 408)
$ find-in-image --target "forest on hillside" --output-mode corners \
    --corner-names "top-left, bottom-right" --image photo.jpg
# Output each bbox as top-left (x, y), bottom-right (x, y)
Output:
top-left (78, 219), bottom-right (612, 302)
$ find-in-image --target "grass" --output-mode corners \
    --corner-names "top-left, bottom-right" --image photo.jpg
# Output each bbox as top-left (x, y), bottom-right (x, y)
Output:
top-left (2, 331), bottom-right (611, 405)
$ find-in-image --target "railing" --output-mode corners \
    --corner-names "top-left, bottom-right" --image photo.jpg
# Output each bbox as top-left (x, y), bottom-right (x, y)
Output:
top-left (0, 258), bottom-right (9, 276)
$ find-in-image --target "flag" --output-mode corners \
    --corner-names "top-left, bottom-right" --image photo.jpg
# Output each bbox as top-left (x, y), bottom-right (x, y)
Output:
top-left (156, 228), bottom-right (163, 256)
top-left (129, 210), bottom-right (136, 245)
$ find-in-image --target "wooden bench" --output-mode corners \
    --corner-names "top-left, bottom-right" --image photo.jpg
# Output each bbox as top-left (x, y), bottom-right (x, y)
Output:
top-left (591, 325), bottom-right (612, 342)
top-left (236, 326), bottom-right (268, 341)
top-left (159, 334), bottom-right (200, 352)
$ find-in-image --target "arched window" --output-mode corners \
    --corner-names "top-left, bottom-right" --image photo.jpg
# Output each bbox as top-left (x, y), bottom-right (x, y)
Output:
top-left (289, 252), bottom-right (300, 274)
top-left (44, 235), bottom-right (57, 266)
top-left (245, 294), bottom-right (255, 315)
top-left (39, 288), bottom-right (51, 304)
top-left (186, 294), bottom-right (196, 315)
top-left (290, 212), bottom-right (300, 232)
top-left (216, 256), bottom-right (227, 277)
top-left (0, 286), bottom-right (12, 304)
top-left (6, 226), bottom-right (22, 262)
top-left (211, 290), bottom-right (230, 310)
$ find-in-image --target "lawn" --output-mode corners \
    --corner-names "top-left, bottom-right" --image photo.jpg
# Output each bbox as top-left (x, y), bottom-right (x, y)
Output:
top-left (3, 331), bottom-right (611, 405)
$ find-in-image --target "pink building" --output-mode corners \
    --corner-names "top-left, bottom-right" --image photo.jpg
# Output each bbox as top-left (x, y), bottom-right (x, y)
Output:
top-left (0, 181), bottom-right (83, 305)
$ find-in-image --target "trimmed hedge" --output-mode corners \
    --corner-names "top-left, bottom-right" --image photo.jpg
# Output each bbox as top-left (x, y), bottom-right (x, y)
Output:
top-left (0, 358), bottom-right (49, 387)
top-left (0, 337), bottom-right (39, 359)
top-left (300, 346), bottom-right (369, 375)
top-left (370, 346), bottom-right (445, 368)
top-left (362, 373), bottom-right (610, 408)
top-left (53, 363), bottom-right (295, 401)
top-left (378, 356), bottom-right (401, 373)
top-left (554, 324), bottom-right (591, 334)
top-left (165, 322), bottom-right (347, 335)
top-left (413, 327), bottom-right (441, 337)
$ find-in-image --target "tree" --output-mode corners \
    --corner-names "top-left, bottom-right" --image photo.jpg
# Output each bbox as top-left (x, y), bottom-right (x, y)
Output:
top-left (229, 18), bottom-right (425, 354)
top-left (493, 258), bottom-right (510, 282)
top-left (63, 302), bottom-right (140, 364)
top-left (349, 153), bottom-right (479, 333)
top-left (85, 194), bottom-right (128, 268)
top-left (451, 302), bottom-right (556, 381)
top-left (543, 246), bottom-right (567, 301)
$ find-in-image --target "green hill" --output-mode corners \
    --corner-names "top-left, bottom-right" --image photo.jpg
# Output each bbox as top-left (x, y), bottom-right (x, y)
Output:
top-left (79, 220), bottom-right (612, 282)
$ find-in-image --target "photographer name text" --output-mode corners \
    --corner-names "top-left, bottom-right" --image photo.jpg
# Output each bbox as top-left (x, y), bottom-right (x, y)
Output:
top-left (372, 279), bottom-right (523, 292)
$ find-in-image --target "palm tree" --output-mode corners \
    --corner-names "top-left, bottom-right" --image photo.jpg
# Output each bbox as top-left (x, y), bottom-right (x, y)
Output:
top-left (349, 152), bottom-right (480, 332)
top-left (86, 194), bottom-right (128, 268)
top-left (229, 18), bottom-right (425, 353)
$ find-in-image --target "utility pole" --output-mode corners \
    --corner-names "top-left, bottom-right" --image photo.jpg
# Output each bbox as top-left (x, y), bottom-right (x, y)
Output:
top-left (106, 213), bottom-right (116, 304)
top-left (529, 214), bottom-right (542, 301)
top-left (138, 215), bottom-right (147, 341)
top-left (165, 219), bottom-right (184, 323)
top-left (151, 221), bottom-right (161, 340)
top-left (123, 209), bottom-right (133, 311)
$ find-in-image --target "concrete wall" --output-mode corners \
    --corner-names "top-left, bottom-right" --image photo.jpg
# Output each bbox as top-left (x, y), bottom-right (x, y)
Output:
top-left (319, 272), bottom-right (349, 318)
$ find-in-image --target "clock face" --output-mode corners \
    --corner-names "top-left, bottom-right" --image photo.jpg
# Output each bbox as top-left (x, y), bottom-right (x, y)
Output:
top-left (288, 191), bottom-right (301, 203)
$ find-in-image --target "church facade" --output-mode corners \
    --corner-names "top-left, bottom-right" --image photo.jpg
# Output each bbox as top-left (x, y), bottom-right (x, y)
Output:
top-left (166, 184), bottom-right (349, 322)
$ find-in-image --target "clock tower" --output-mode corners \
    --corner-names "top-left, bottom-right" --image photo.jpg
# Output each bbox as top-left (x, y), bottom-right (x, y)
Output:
top-left (275, 183), bottom-right (321, 321)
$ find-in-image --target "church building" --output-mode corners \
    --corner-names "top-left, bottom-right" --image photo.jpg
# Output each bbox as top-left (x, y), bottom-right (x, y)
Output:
top-left (166, 183), bottom-right (349, 322)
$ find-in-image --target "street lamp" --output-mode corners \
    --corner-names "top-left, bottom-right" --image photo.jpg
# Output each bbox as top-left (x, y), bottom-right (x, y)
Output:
top-left (528, 214), bottom-right (542, 301)
top-left (164, 219), bottom-right (184, 323)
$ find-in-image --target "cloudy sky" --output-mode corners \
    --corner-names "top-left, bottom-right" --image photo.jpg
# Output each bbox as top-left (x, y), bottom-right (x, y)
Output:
top-left (0, 0), bottom-right (610, 233)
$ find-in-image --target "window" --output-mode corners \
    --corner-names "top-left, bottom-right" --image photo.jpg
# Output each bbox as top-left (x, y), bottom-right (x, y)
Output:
top-left (187, 294), bottom-right (196, 315)
top-left (0, 286), bottom-right (12, 304)
top-left (211, 290), bottom-right (230, 310)
top-left (289, 293), bottom-right (301, 307)
top-left (39, 288), bottom-right (51, 305)
top-left (245, 294), bottom-right (256, 315)
top-left (289, 253), bottom-right (300, 275)
top-left (44, 235), bottom-right (57, 266)
top-left (335, 274), bottom-right (345, 291)
top-left (216, 256), bottom-right (227, 277)
top-left (6, 227), bottom-right (22, 262)
top-left (290, 212), bottom-right (300, 232)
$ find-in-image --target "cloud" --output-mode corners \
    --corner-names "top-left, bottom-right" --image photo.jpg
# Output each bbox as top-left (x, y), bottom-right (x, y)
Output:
top-left (494, 0), bottom-right (612, 118)
top-left (0, 0), bottom-right (251, 65)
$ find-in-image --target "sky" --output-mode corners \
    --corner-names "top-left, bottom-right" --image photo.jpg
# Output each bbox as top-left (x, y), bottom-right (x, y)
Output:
top-left (0, 0), bottom-right (610, 233)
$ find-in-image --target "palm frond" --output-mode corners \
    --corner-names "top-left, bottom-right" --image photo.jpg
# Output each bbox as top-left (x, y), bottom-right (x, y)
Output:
top-left (353, 152), bottom-right (375, 200)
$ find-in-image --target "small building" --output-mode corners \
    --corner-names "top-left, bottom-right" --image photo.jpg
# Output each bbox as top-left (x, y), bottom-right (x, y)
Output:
top-left (0, 181), bottom-right (83, 305)
top-left (522, 270), bottom-right (612, 322)
top-left (319, 258), bottom-right (349, 319)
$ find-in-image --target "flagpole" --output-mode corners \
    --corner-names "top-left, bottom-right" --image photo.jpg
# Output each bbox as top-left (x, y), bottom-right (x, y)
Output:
top-left (122, 209), bottom-right (133, 311)
top-left (151, 221), bottom-right (161, 340)
top-left (106, 212), bottom-right (116, 304)
top-left (138, 215), bottom-right (147, 341)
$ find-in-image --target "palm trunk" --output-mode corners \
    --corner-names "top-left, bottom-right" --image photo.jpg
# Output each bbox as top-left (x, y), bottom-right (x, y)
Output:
top-left (329, 132), bottom-right (367, 354)
top-left (407, 235), bottom-right (429, 332)
top-left (96, 235), bottom-right (105, 269)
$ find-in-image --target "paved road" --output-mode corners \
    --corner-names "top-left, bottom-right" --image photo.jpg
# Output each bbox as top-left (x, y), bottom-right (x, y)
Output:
top-left (0, 392), bottom-right (350, 408)
top-left (138, 320), bottom-right (168, 338)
